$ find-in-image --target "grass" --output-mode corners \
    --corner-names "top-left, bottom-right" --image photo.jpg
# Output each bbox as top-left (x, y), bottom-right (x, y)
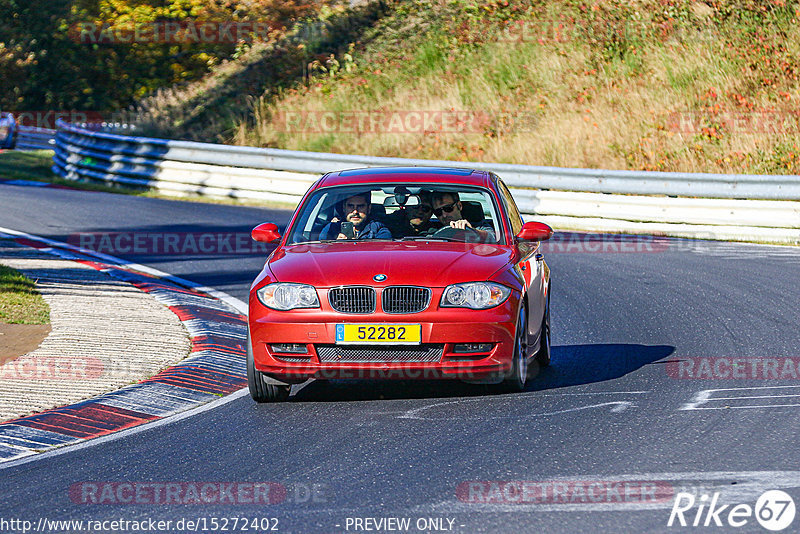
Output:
top-left (228, 0), bottom-right (800, 175)
top-left (0, 150), bottom-right (58, 182)
top-left (0, 264), bottom-right (49, 325)
top-left (8, 0), bottom-right (800, 205)
top-left (0, 150), bottom-right (297, 210)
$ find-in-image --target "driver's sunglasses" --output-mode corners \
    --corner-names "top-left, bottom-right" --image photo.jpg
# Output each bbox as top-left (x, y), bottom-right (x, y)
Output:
top-left (433, 202), bottom-right (456, 217)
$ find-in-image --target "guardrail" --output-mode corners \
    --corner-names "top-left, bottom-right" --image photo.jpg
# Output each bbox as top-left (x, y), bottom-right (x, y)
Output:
top-left (52, 119), bottom-right (800, 244)
top-left (15, 125), bottom-right (56, 150)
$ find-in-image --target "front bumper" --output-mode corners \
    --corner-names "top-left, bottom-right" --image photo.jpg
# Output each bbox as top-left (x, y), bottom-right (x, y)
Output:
top-left (249, 295), bottom-right (518, 381)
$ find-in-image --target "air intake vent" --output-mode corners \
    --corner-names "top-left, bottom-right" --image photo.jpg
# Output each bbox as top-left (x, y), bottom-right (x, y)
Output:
top-left (328, 287), bottom-right (376, 314)
top-left (381, 286), bottom-right (431, 314)
top-left (316, 344), bottom-right (443, 363)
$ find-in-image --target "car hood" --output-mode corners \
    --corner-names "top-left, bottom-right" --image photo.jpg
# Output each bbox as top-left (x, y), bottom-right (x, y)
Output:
top-left (267, 241), bottom-right (515, 288)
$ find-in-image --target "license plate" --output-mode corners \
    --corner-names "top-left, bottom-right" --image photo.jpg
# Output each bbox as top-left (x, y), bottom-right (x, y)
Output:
top-left (335, 324), bottom-right (421, 345)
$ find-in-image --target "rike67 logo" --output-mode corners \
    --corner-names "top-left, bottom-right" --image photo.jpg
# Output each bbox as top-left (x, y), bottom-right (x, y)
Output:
top-left (668, 490), bottom-right (796, 531)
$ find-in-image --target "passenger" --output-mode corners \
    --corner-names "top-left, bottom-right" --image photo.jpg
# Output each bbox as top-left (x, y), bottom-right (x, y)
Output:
top-left (319, 192), bottom-right (392, 240)
top-left (431, 191), bottom-right (496, 242)
top-left (383, 190), bottom-right (442, 238)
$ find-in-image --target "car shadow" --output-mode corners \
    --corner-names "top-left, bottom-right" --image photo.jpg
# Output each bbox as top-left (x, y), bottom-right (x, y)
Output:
top-left (289, 343), bottom-right (674, 402)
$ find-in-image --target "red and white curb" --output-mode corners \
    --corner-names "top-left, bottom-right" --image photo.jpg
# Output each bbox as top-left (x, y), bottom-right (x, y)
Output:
top-left (0, 227), bottom-right (249, 463)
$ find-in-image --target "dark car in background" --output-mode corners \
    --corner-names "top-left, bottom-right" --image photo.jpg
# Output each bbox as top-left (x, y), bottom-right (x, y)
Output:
top-left (0, 113), bottom-right (16, 150)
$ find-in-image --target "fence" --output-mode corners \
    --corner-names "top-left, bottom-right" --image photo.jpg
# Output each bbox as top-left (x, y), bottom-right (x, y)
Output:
top-left (15, 126), bottom-right (56, 151)
top-left (43, 120), bottom-right (800, 244)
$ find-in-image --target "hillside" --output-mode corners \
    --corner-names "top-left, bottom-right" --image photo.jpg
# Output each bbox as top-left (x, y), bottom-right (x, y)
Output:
top-left (130, 2), bottom-right (391, 143)
top-left (138, 0), bottom-right (800, 175)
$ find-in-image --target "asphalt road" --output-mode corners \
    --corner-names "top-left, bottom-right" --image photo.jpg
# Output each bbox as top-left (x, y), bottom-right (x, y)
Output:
top-left (2, 184), bottom-right (800, 533)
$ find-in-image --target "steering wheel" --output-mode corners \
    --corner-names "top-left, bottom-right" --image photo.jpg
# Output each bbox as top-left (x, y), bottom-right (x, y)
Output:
top-left (431, 224), bottom-right (481, 242)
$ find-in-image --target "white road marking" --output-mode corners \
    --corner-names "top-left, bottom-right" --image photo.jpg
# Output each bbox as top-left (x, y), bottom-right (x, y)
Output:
top-left (0, 389), bottom-right (250, 471)
top-left (412, 471), bottom-right (800, 513)
top-left (395, 396), bottom-right (638, 420)
top-left (713, 394), bottom-right (800, 400)
top-left (533, 391), bottom-right (650, 396)
top-left (681, 385), bottom-right (800, 410)
top-left (397, 401), bottom-right (634, 421)
top-left (689, 241), bottom-right (800, 262)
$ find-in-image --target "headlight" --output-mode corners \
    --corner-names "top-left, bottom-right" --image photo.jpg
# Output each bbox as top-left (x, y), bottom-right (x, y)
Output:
top-left (440, 282), bottom-right (512, 310)
top-left (256, 283), bottom-right (319, 310)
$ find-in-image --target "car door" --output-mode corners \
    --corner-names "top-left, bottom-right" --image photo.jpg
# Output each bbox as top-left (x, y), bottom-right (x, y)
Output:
top-left (495, 177), bottom-right (546, 345)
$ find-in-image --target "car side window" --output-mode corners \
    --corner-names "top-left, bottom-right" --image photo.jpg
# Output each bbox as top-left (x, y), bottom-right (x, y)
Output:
top-left (496, 178), bottom-right (523, 236)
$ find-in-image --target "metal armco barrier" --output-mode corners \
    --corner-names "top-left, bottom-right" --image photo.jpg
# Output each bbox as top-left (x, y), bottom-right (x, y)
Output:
top-left (15, 125), bottom-right (56, 150)
top-left (52, 120), bottom-right (800, 244)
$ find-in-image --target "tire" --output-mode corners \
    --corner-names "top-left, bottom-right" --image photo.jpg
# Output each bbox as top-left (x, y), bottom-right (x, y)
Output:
top-left (500, 305), bottom-right (528, 393)
top-left (534, 294), bottom-right (551, 368)
top-left (247, 333), bottom-right (290, 403)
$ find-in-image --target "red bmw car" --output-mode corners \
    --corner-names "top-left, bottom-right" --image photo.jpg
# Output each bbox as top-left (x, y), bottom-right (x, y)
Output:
top-left (247, 167), bottom-right (553, 401)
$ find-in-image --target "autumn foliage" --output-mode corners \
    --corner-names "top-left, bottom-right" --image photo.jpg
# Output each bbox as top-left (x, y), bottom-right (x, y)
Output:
top-left (0, 0), bottom-right (330, 112)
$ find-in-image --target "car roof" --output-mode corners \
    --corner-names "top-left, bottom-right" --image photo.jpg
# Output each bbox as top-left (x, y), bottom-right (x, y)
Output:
top-left (316, 167), bottom-right (494, 188)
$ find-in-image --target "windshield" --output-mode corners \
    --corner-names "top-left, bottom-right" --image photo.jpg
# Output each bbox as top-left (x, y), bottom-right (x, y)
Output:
top-left (286, 183), bottom-right (503, 245)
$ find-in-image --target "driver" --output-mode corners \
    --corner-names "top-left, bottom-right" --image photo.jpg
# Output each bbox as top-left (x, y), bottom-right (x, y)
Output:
top-left (319, 192), bottom-right (392, 240)
top-left (431, 191), bottom-right (496, 242)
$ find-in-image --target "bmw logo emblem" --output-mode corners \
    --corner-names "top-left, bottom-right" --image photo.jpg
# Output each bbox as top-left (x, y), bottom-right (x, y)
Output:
top-left (373, 274), bottom-right (387, 282)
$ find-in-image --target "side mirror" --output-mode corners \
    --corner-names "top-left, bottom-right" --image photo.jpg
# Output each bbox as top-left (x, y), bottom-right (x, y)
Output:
top-left (252, 222), bottom-right (281, 243)
top-left (516, 221), bottom-right (553, 242)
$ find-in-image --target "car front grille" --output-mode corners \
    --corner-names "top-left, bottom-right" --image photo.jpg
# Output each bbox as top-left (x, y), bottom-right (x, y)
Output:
top-left (381, 286), bottom-right (431, 314)
top-left (328, 287), bottom-right (376, 314)
top-left (316, 344), bottom-right (443, 363)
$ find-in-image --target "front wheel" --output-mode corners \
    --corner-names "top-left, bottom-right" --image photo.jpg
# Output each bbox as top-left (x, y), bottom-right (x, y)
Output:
top-left (500, 305), bottom-right (528, 393)
top-left (247, 333), bottom-right (290, 402)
